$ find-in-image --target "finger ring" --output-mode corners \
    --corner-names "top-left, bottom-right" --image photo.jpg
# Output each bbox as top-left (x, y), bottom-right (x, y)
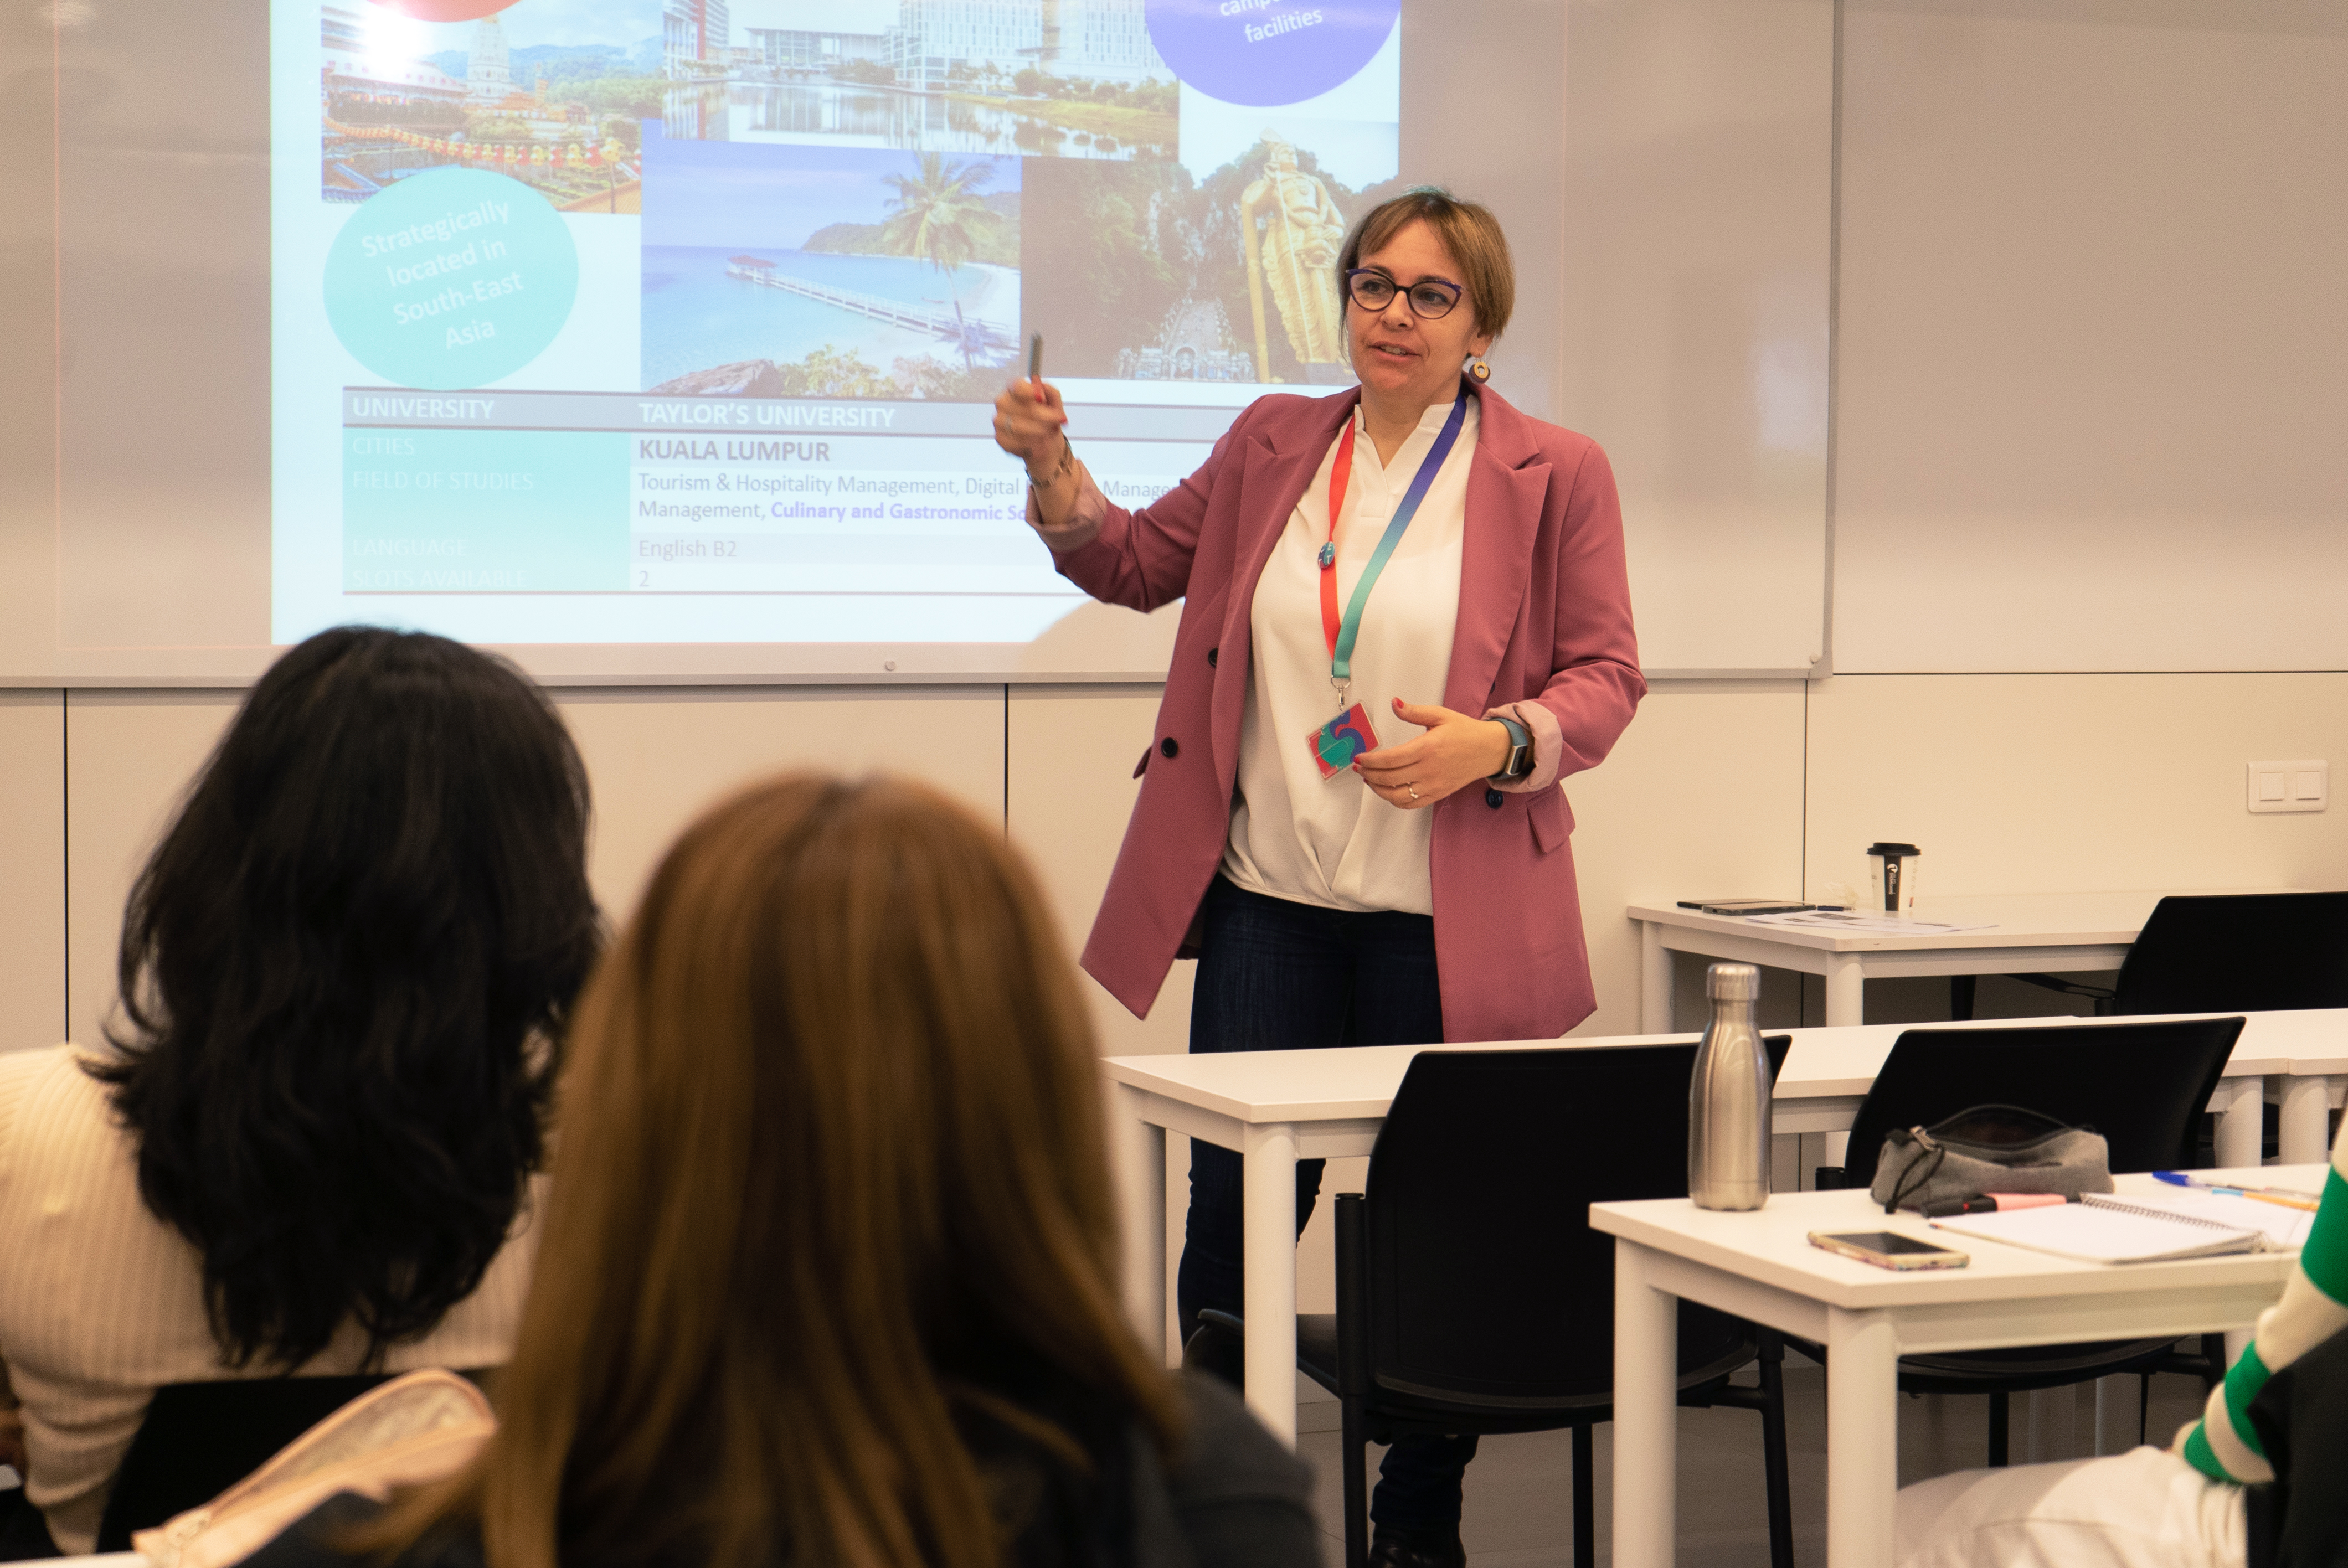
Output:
top-left (1407, 782), bottom-right (1420, 800)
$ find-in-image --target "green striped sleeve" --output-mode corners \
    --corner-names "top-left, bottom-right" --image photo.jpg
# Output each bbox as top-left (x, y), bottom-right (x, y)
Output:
top-left (2218, 1341), bottom-right (2274, 1461)
top-left (2182, 1420), bottom-right (2229, 1483)
top-left (2172, 1132), bottom-right (2348, 1482)
top-left (2299, 1165), bottom-right (2348, 1305)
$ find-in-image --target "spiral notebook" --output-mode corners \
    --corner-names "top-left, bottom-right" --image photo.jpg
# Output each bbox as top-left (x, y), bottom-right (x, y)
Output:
top-left (1927, 1191), bottom-right (2305, 1264)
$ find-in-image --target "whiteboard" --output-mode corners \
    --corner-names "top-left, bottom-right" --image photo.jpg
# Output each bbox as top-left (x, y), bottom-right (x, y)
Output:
top-left (1832, 0), bottom-right (2348, 674)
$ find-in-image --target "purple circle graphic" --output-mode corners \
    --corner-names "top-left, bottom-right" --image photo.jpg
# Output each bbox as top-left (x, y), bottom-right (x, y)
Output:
top-left (1147, 0), bottom-right (1398, 107)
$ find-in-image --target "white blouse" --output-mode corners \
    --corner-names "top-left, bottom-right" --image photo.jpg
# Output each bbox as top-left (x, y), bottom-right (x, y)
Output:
top-left (1221, 395), bottom-right (1480, 916)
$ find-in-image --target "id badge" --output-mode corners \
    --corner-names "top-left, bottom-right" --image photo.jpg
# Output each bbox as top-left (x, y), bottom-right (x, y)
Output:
top-left (1305, 702), bottom-right (1379, 780)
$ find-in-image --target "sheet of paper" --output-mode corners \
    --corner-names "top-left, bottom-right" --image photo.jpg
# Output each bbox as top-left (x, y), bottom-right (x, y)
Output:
top-left (1929, 1202), bottom-right (2267, 1264)
top-left (1742, 910), bottom-right (1999, 934)
top-left (2092, 1189), bottom-right (2315, 1249)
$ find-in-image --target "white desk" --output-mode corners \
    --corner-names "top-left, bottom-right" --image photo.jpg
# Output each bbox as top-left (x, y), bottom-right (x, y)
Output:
top-left (1595, 1165), bottom-right (2315, 1568)
top-left (1106, 1010), bottom-right (2327, 1442)
top-left (1629, 889), bottom-right (2294, 1031)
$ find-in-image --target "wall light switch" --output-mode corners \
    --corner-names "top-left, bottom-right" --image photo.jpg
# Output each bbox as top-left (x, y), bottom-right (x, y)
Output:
top-left (2249, 760), bottom-right (2327, 814)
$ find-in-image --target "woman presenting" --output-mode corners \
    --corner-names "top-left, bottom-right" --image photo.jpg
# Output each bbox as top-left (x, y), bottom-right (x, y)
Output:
top-left (993, 189), bottom-right (1643, 1568)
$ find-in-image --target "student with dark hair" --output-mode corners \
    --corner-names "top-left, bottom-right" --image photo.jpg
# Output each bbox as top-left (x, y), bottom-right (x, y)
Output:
top-left (0, 627), bottom-right (601, 1556)
top-left (261, 773), bottom-right (1316, 1568)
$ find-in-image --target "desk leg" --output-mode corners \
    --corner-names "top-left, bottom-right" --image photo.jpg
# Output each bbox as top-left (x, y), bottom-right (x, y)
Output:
top-left (1825, 955), bottom-right (1866, 1028)
top-left (1825, 1307), bottom-right (1899, 1568)
top-left (1611, 1240), bottom-right (1677, 1568)
top-left (2095, 1375), bottom-right (2129, 1455)
top-left (1242, 1121), bottom-right (1300, 1447)
top-left (1640, 922), bottom-right (1672, 1034)
top-left (1111, 1083), bottom-right (1169, 1364)
top-left (2214, 1081), bottom-right (2263, 1172)
top-left (2279, 1075), bottom-right (2336, 1166)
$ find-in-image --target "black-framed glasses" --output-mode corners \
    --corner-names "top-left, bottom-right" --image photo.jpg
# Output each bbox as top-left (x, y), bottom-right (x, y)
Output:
top-left (1343, 268), bottom-right (1464, 321)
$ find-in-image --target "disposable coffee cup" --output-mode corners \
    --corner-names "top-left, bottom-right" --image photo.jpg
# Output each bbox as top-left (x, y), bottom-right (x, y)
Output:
top-left (1865, 842), bottom-right (1921, 913)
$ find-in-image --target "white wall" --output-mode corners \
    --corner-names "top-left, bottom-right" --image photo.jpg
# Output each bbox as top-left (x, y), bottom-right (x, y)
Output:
top-left (0, 692), bottom-right (63, 1055)
top-left (13, 668), bottom-right (2341, 1319)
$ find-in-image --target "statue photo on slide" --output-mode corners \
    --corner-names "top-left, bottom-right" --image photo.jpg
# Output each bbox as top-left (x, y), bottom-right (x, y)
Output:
top-left (1239, 135), bottom-right (1349, 383)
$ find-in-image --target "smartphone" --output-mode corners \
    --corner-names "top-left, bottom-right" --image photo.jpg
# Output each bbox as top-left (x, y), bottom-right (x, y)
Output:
top-left (1808, 1230), bottom-right (1969, 1271)
top-left (1027, 332), bottom-right (1043, 383)
top-left (1677, 898), bottom-right (1811, 915)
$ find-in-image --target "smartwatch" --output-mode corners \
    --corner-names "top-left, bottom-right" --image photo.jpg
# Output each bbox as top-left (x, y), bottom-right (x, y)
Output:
top-left (1490, 714), bottom-right (1533, 782)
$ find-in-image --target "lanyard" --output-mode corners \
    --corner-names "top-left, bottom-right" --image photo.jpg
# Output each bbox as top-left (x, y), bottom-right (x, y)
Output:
top-left (1317, 393), bottom-right (1469, 704)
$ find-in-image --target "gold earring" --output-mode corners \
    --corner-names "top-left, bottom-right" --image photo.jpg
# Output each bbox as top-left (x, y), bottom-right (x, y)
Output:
top-left (1470, 356), bottom-right (1492, 383)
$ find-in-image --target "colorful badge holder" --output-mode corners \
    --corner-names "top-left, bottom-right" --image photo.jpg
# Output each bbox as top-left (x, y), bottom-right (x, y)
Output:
top-left (1305, 393), bottom-right (1468, 780)
top-left (1307, 702), bottom-right (1381, 779)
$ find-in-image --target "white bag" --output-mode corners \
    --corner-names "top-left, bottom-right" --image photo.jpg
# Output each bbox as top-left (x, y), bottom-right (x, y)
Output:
top-left (133, 1369), bottom-right (493, 1568)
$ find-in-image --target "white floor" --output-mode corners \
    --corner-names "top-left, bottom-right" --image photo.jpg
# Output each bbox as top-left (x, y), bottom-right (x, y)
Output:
top-left (1296, 1362), bottom-right (2216, 1567)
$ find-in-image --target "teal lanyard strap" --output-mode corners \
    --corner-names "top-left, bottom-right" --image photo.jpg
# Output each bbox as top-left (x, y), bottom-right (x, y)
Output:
top-left (1331, 393), bottom-right (1469, 685)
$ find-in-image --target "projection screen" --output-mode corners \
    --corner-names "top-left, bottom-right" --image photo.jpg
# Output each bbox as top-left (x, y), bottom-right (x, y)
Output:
top-left (1, 0), bottom-right (1833, 685)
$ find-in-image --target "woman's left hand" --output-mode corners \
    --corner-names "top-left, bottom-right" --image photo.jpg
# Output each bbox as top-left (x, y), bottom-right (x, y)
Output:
top-left (1354, 699), bottom-right (1511, 811)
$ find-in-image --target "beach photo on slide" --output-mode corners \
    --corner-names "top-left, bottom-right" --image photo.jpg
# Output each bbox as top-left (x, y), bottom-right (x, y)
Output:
top-left (640, 140), bottom-right (1021, 399)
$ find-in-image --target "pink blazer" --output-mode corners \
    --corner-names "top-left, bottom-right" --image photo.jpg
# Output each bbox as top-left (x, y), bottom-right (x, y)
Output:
top-left (1041, 378), bottom-right (1644, 1043)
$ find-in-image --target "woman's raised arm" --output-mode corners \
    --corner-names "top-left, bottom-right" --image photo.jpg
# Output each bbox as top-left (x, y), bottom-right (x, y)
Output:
top-left (995, 376), bottom-right (1248, 613)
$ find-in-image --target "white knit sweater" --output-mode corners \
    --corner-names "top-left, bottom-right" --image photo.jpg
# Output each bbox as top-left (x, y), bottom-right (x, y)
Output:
top-left (0, 1045), bottom-right (539, 1552)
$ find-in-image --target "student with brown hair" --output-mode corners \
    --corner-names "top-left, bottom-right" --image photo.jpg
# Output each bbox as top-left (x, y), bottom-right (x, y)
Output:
top-left (257, 773), bottom-right (1315, 1568)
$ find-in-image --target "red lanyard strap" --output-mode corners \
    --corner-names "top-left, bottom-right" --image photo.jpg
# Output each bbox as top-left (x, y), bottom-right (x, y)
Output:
top-left (1317, 419), bottom-right (1357, 659)
top-left (1315, 394), bottom-right (1470, 684)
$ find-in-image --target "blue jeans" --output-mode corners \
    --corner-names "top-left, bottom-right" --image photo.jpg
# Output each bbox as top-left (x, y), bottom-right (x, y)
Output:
top-left (1177, 875), bottom-right (1479, 1545)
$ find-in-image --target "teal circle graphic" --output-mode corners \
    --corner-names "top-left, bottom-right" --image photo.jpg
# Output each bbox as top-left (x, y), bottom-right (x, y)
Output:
top-left (324, 168), bottom-right (578, 390)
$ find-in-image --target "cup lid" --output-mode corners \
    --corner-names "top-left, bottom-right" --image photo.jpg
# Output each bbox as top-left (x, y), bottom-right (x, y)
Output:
top-left (1865, 842), bottom-right (1920, 857)
top-left (1706, 962), bottom-right (1761, 1002)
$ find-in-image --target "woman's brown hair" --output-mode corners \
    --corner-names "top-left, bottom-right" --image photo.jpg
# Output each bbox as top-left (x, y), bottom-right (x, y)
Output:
top-left (1339, 186), bottom-right (1516, 342)
top-left (362, 773), bottom-right (1180, 1568)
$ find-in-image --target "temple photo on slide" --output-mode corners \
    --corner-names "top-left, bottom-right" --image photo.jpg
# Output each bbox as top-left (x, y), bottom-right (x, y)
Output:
top-left (640, 138), bottom-right (1022, 399)
top-left (1022, 133), bottom-right (1407, 385)
top-left (319, 1), bottom-right (661, 210)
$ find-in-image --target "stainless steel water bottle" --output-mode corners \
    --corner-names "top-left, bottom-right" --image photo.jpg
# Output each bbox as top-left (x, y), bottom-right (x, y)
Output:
top-left (1689, 961), bottom-right (1773, 1210)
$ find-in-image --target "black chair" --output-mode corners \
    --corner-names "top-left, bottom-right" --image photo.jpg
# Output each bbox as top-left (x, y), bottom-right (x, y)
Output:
top-left (2238, 1319), bottom-right (2348, 1565)
top-left (1831, 1017), bottom-right (2244, 1465)
top-left (1197, 1040), bottom-right (1798, 1568)
top-left (93, 1372), bottom-right (462, 1552)
top-left (2009, 891), bottom-right (2348, 1015)
top-left (0, 1489), bottom-right (61, 1561)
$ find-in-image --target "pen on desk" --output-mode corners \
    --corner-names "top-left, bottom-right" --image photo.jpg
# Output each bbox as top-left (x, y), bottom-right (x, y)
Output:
top-left (1920, 1193), bottom-right (2073, 1219)
top-left (2237, 1190), bottom-right (2320, 1213)
top-left (2154, 1170), bottom-right (2320, 1201)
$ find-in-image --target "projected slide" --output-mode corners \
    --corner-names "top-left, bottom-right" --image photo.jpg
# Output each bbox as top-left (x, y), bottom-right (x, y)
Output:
top-left (274, 0), bottom-right (1402, 648)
